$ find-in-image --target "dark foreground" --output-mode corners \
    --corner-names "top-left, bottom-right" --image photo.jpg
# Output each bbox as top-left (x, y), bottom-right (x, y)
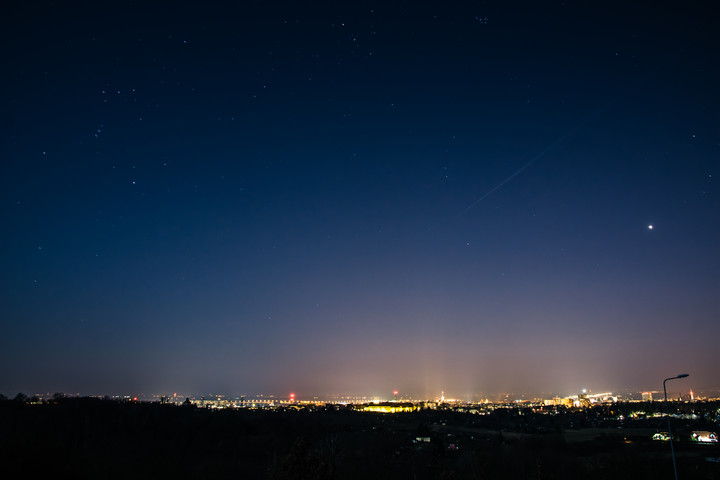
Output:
top-left (1, 398), bottom-right (719, 479)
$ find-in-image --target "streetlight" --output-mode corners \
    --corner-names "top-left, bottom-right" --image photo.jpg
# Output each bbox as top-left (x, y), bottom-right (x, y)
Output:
top-left (663, 373), bottom-right (689, 480)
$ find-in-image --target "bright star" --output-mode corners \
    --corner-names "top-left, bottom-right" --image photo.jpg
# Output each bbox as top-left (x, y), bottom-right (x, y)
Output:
top-left (648, 225), bottom-right (653, 230)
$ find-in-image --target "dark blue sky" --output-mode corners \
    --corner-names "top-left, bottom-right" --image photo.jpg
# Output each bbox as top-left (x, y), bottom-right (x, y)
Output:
top-left (1, 1), bottom-right (718, 398)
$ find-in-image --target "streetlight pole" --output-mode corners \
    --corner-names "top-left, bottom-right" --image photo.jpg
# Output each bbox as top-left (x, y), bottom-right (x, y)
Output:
top-left (663, 373), bottom-right (689, 480)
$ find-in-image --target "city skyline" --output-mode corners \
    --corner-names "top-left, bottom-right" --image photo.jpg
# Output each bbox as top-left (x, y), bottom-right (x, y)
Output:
top-left (8, 385), bottom-right (708, 403)
top-left (1, 1), bottom-right (718, 397)
top-left (4, 380), bottom-right (713, 405)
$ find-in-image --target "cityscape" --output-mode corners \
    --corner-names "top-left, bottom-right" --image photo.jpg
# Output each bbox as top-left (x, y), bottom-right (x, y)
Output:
top-left (2, 0), bottom-right (718, 478)
top-left (3, 384), bottom-right (719, 478)
top-left (16, 386), bottom-right (720, 410)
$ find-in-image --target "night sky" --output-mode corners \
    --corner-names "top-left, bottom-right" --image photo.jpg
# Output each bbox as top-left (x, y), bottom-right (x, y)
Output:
top-left (2, 1), bottom-right (718, 399)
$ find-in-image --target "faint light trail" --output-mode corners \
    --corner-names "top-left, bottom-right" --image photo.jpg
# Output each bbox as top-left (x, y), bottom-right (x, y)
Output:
top-left (463, 87), bottom-right (631, 213)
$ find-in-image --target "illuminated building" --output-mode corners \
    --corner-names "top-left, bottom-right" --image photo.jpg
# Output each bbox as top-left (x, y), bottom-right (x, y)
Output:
top-left (691, 431), bottom-right (718, 443)
top-left (358, 402), bottom-right (419, 413)
top-left (544, 397), bottom-right (573, 407)
top-left (574, 391), bottom-right (591, 408)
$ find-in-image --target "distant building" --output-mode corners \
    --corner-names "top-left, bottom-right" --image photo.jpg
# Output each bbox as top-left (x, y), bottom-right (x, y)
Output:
top-left (544, 397), bottom-right (573, 407)
top-left (691, 431), bottom-right (718, 443)
top-left (357, 402), bottom-right (419, 413)
top-left (575, 393), bottom-right (591, 408)
top-left (586, 392), bottom-right (617, 403)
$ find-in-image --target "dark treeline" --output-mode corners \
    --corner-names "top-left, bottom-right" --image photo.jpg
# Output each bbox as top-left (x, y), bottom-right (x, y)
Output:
top-left (1, 396), bottom-right (718, 479)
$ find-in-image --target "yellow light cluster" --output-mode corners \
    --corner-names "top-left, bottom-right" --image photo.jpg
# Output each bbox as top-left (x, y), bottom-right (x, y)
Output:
top-left (360, 404), bottom-right (418, 413)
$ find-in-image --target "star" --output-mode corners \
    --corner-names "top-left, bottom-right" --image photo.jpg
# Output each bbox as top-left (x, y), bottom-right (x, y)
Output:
top-left (648, 225), bottom-right (653, 230)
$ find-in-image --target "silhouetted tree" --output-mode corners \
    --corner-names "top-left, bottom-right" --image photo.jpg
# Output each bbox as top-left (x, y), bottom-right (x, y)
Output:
top-left (268, 437), bottom-right (334, 480)
top-left (438, 468), bottom-right (459, 480)
top-left (415, 422), bottom-right (431, 437)
top-left (13, 392), bottom-right (27, 403)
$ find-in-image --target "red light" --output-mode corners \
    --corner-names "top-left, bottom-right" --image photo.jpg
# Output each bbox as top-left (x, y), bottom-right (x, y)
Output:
top-left (133, 397), bottom-right (137, 401)
top-left (393, 391), bottom-right (399, 396)
top-left (290, 393), bottom-right (295, 398)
